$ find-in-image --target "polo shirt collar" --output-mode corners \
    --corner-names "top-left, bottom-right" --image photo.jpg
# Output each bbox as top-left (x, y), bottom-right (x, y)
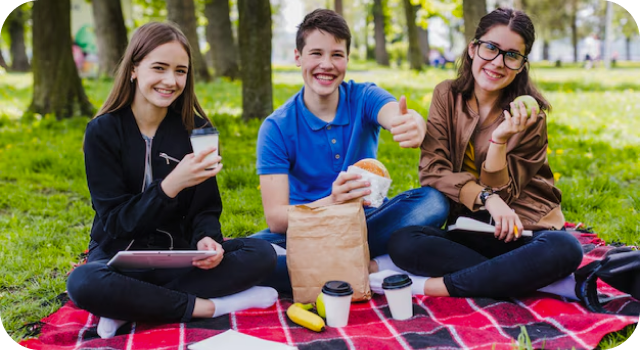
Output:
top-left (298, 84), bottom-right (349, 131)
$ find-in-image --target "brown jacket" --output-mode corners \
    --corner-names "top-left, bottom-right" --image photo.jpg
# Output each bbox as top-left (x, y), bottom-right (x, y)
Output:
top-left (419, 80), bottom-right (564, 231)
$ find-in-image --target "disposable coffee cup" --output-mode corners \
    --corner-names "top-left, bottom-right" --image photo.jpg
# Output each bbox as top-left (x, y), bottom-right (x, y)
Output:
top-left (190, 127), bottom-right (219, 169)
top-left (321, 280), bottom-right (354, 327)
top-left (382, 274), bottom-right (413, 320)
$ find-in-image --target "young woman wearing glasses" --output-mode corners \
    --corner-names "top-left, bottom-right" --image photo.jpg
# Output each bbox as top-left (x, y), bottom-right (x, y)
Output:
top-left (370, 8), bottom-right (583, 299)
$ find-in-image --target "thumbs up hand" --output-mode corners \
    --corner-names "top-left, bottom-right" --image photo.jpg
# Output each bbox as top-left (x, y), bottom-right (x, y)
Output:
top-left (390, 96), bottom-right (427, 148)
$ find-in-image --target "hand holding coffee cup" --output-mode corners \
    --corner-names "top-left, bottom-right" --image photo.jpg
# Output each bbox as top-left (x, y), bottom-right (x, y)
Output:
top-left (321, 281), bottom-right (353, 327)
top-left (191, 127), bottom-right (220, 170)
top-left (160, 149), bottom-right (223, 198)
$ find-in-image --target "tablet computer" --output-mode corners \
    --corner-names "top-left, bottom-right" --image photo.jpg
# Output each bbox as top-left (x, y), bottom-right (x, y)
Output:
top-left (107, 250), bottom-right (217, 269)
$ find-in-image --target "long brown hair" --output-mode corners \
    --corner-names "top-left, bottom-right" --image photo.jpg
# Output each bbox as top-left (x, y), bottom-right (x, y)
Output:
top-left (452, 8), bottom-right (550, 113)
top-left (95, 22), bottom-right (208, 131)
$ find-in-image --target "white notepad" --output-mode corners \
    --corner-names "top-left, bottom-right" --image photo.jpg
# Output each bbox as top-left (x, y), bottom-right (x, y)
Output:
top-left (448, 216), bottom-right (533, 237)
top-left (188, 330), bottom-right (297, 350)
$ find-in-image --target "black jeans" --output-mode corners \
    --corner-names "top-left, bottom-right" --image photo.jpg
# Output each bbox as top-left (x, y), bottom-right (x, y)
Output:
top-left (66, 238), bottom-right (276, 323)
top-left (388, 226), bottom-right (583, 298)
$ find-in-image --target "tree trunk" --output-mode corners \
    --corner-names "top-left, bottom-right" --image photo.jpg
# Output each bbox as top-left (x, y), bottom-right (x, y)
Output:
top-left (542, 39), bottom-right (550, 61)
top-left (167, 0), bottom-right (212, 82)
top-left (418, 25), bottom-right (430, 65)
top-left (238, 0), bottom-right (273, 121)
top-left (29, 0), bottom-right (94, 118)
top-left (372, 0), bottom-right (389, 66)
top-left (91, 0), bottom-right (129, 78)
top-left (0, 45), bottom-right (8, 70)
top-left (335, 0), bottom-right (343, 16)
top-left (570, 0), bottom-right (578, 63)
top-left (403, 0), bottom-right (421, 71)
top-left (463, 0), bottom-right (486, 43)
top-left (204, 0), bottom-right (240, 80)
top-left (7, 4), bottom-right (30, 72)
top-left (626, 36), bottom-right (631, 61)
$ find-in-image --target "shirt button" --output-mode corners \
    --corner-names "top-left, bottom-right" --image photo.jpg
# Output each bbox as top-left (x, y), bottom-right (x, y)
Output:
top-left (335, 154), bottom-right (340, 159)
top-left (327, 125), bottom-right (332, 130)
top-left (332, 139), bottom-right (337, 144)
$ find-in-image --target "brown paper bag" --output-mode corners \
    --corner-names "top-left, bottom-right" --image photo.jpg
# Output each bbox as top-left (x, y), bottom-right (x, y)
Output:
top-left (287, 199), bottom-right (372, 304)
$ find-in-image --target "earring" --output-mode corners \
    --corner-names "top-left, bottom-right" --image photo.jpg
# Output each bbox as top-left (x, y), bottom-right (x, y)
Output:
top-left (130, 76), bottom-right (134, 83)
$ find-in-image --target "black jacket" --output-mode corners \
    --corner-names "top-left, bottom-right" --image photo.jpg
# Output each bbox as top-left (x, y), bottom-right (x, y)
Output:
top-left (84, 107), bottom-right (222, 258)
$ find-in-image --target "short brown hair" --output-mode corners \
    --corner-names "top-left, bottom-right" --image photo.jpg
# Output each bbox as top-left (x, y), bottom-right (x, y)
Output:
top-left (296, 9), bottom-right (351, 55)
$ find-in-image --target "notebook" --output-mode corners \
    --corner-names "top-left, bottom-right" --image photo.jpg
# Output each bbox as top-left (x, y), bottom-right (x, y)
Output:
top-left (188, 330), bottom-right (297, 350)
top-left (448, 216), bottom-right (533, 237)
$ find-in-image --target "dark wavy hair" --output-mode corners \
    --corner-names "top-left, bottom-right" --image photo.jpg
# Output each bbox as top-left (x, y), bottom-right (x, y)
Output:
top-left (94, 22), bottom-right (208, 131)
top-left (296, 9), bottom-right (351, 55)
top-left (452, 8), bottom-right (550, 113)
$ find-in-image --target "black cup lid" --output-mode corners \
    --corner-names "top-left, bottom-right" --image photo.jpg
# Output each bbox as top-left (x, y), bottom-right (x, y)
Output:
top-left (322, 280), bottom-right (354, 296)
top-left (382, 274), bottom-right (412, 290)
top-left (191, 127), bottom-right (219, 136)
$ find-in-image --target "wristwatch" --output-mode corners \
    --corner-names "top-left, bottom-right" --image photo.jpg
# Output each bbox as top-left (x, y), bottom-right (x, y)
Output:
top-left (479, 188), bottom-right (495, 206)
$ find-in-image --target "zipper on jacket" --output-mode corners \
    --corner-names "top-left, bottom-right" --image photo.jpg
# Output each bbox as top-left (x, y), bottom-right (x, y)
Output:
top-left (159, 153), bottom-right (181, 165)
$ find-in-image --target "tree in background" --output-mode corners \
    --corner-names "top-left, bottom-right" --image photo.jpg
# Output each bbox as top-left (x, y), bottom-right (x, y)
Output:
top-left (238, 0), bottom-right (273, 121)
top-left (91, 0), bottom-right (128, 78)
top-left (167, 0), bottom-right (212, 82)
top-left (0, 45), bottom-right (8, 70)
top-left (204, 0), bottom-right (240, 80)
top-left (29, 0), bottom-right (93, 118)
top-left (614, 3), bottom-right (639, 61)
top-left (403, 0), bottom-right (421, 71)
top-left (462, 0), bottom-right (486, 43)
top-left (335, 0), bottom-right (344, 15)
top-left (5, 3), bottom-right (30, 72)
top-left (523, 0), bottom-right (571, 62)
top-left (373, 0), bottom-right (390, 66)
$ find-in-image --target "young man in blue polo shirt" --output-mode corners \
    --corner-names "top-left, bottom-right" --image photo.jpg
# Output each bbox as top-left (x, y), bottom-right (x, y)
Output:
top-left (253, 9), bottom-right (449, 293)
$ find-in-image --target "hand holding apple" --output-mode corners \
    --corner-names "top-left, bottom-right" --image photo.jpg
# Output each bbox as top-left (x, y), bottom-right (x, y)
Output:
top-left (492, 95), bottom-right (540, 143)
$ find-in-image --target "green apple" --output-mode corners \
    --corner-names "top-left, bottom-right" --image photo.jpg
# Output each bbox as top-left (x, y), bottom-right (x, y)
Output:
top-left (511, 95), bottom-right (540, 118)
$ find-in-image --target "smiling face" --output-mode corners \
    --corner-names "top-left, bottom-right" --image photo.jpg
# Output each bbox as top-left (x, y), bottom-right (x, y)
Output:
top-left (295, 29), bottom-right (348, 102)
top-left (131, 40), bottom-right (189, 113)
top-left (468, 25), bottom-right (526, 96)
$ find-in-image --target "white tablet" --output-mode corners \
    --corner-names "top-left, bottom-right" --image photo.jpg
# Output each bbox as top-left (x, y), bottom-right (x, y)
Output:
top-left (107, 250), bottom-right (217, 269)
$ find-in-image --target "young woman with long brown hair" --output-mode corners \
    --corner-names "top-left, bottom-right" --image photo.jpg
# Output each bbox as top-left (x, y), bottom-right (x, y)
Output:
top-left (66, 22), bottom-right (277, 339)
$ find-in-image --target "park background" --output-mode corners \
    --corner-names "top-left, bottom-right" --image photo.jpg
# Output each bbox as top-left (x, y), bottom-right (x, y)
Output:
top-left (0, 0), bottom-right (639, 349)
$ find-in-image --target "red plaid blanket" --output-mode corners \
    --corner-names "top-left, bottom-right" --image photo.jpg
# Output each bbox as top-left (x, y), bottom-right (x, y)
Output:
top-left (19, 229), bottom-right (640, 350)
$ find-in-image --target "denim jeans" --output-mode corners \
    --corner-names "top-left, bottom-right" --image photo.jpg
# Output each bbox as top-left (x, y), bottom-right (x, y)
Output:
top-left (251, 186), bottom-right (450, 294)
top-left (66, 238), bottom-right (276, 323)
top-left (388, 225), bottom-right (584, 298)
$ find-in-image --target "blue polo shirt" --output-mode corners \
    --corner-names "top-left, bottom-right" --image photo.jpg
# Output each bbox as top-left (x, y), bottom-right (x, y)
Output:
top-left (256, 80), bottom-right (395, 204)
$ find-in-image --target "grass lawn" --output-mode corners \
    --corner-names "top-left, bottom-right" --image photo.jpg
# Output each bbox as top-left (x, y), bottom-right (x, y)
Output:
top-left (1, 63), bottom-right (639, 348)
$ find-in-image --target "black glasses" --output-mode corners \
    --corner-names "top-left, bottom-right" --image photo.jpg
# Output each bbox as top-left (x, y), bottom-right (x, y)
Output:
top-left (472, 39), bottom-right (527, 70)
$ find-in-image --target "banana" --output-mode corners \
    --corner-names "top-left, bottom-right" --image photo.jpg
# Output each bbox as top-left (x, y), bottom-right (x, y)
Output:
top-left (286, 303), bottom-right (325, 332)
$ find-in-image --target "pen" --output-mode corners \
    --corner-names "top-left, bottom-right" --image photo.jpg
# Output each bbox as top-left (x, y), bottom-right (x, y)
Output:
top-left (514, 226), bottom-right (519, 238)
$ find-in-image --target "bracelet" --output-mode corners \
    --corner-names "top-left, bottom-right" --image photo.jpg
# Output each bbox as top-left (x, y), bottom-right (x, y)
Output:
top-left (489, 138), bottom-right (506, 145)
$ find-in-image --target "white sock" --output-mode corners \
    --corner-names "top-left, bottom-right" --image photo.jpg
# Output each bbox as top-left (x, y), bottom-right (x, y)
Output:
top-left (210, 286), bottom-right (278, 318)
top-left (369, 269), bottom-right (430, 296)
top-left (373, 255), bottom-right (407, 273)
top-left (411, 276), bottom-right (430, 296)
top-left (537, 274), bottom-right (579, 300)
top-left (271, 243), bottom-right (286, 256)
top-left (97, 317), bottom-right (128, 339)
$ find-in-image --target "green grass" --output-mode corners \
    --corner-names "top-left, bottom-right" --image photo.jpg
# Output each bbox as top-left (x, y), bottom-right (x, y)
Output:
top-left (1, 64), bottom-right (639, 348)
